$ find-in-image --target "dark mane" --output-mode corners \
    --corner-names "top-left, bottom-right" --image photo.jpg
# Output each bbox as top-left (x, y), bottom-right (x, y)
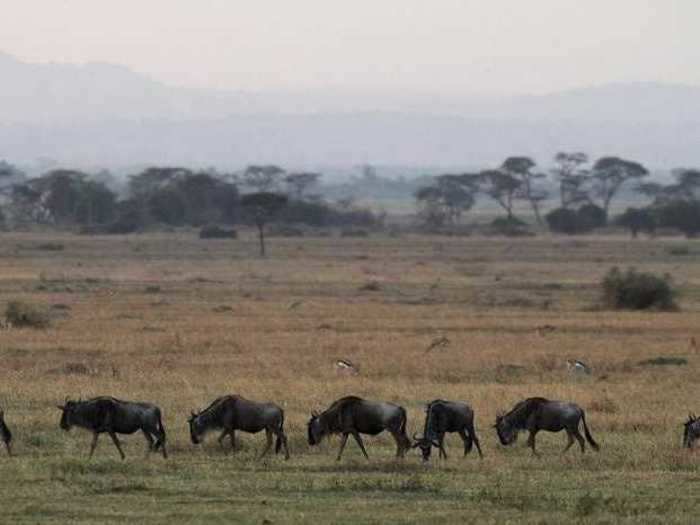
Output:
top-left (320, 396), bottom-right (365, 431)
top-left (502, 397), bottom-right (549, 428)
top-left (198, 395), bottom-right (238, 418)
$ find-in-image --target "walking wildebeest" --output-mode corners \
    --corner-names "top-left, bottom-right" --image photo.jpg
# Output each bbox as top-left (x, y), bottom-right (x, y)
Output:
top-left (307, 396), bottom-right (410, 460)
top-left (494, 397), bottom-right (599, 456)
top-left (0, 408), bottom-right (12, 456)
top-left (683, 413), bottom-right (700, 448)
top-left (57, 397), bottom-right (167, 460)
top-left (188, 395), bottom-right (289, 460)
top-left (412, 400), bottom-right (483, 462)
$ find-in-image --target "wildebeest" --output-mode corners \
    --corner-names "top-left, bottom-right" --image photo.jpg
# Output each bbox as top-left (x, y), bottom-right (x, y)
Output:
top-left (495, 397), bottom-right (599, 455)
top-left (307, 396), bottom-right (410, 460)
top-left (412, 400), bottom-right (483, 462)
top-left (0, 408), bottom-right (12, 456)
top-left (683, 413), bottom-right (700, 448)
top-left (188, 395), bottom-right (289, 460)
top-left (57, 397), bottom-right (167, 460)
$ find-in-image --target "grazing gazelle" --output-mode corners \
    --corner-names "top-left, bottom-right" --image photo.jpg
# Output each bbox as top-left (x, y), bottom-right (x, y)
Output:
top-left (307, 396), bottom-right (410, 460)
top-left (495, 397), bottom-right (600, 456)
top-left (188, 395), bottom-right (289, 460)
top-left (412, 400), bottom-right (483, 462)
top-left (57, 397), bottom-right (167, 460)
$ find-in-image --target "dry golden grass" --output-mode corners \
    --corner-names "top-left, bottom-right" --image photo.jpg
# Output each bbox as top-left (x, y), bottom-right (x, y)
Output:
top-left (1, 231), bottom-right (700, 523)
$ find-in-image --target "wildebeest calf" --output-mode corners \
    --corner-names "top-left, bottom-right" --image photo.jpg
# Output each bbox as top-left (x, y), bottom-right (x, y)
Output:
top-left (188, 395), bottom-right (289, 460)
top-left (57, 397), bottom-right (167, 460)
top-left (0, 408), bottom-right (12, 456)
top-left (412, 400), bottom-right (483, 462)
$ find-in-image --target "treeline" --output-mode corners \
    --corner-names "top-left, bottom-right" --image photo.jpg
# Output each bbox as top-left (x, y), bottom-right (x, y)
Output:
top-left (415, 153), bottom-right (700, 237)
top-left (0, 164), bottom-right (384, 234)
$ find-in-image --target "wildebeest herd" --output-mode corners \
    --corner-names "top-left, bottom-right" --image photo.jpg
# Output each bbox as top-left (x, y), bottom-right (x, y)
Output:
top-left (0, 394), bottom-right (697, 460)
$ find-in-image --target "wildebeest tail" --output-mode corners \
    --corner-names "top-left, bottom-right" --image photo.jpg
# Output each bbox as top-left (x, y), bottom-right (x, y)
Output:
top-left (154, 408), bottom-right (167, 450)
top-left (275, 412), bottom-right (285, 454)
top-left (581, 411), bottom-right (600, 451)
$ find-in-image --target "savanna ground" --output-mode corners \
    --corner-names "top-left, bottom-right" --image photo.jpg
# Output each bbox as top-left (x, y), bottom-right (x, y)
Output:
top-left (1, 231), bottom-right (700, 523)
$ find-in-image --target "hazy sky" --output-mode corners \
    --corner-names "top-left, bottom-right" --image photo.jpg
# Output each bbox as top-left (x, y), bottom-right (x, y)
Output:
top-left (2, 0), bottom-right (699, 94)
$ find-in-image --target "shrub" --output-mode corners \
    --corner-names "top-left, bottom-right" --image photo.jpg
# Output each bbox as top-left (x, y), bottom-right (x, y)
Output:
top-left (601, 267), bottom-right (676, 310)
top-left (489, 216), bottom-right (533, 237)
top-left (546, 204), bottom-right (607, 234)
top-left (199, 225), bottom-right (237, 239)
top-left (615, 207), bottom-right (656, 238)
top-left (5, 300), bottom-right (51, 328)
top-left (36, 243), bottom-right (65, 251)
top-left (657, 200), bottom-right (700, 238)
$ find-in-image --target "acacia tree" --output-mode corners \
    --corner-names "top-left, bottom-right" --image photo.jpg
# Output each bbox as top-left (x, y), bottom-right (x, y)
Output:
top-left (551, 152), bottom-right (590, 208)
top-left (590, 157), bottom-right (648, 220)
top-left (242, 165), bottom-right (285, 192)
top-left (241, 192), bottom-right (288, 256)
top-left (480, 169), bottom-right (522, 220)
top-left (414, 174), bottom-right (479, 228)
top-left (286, 172), bottom-right (321, 200)
top-left (501, 156), bottom-right (548, 225)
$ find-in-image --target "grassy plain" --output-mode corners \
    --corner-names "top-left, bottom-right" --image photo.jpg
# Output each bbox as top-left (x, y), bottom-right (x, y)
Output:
top-left (1, 231), bottom-right (700, 523)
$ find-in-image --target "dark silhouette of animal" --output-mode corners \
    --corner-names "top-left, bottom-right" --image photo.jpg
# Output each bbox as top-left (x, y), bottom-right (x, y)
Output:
top-left (188, 395), bottom-right (289, 460)
top-left (683, 413), bottom-right (700, 448)
top-left (495, 397), bottom-right (599, 456)
top-left (57, 397), bottom-right (167, 460)
top-left (307, 396), bottom-right (410, 460)
top-left (412, 400), bottom-right (483, 462)
top-left (0, 408), bottom-right (12, 456)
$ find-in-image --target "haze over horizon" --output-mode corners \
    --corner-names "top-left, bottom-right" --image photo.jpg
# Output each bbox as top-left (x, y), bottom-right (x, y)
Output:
top-left (1, 1), bottom-right (699, 170)
top-left (2, 0), bottom-right (699, 95)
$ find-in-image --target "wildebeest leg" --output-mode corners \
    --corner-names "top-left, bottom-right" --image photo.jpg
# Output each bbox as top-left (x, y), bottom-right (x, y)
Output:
top-left (390, 431), bottom-right (404, 458)
top-left (573, 429), bottom-right (586, 454)
top-left (108, 431), bottom-right (126, 460)
top-left (437, 435), bottom-right (448, 460)
top-left (88, 432), bottom-right (100, 459)
top-left (468, 427), bottom-right (483, 458)
top-left (278, 431), bottom-right (290, 460)
top-left (142, 430), bottom-right (155, 457)
top-left (336, 433), bottom-right (349, 461)
top-left (4, 440), bottom-right (12, 457)
top-left (216, 430), bottom-right (230, 452)
top-left (259, 429), bottom-right (273, 458)
top-left (351, 431), bottom-right (369, 460)
top-left (562, 431), bottom-right (575, 454)
top-left (527, 430), bottom-right (539, 456)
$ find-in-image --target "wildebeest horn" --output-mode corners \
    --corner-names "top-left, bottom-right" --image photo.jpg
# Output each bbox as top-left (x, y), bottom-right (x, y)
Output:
top-left (413, 433), bottom-right (422, 441)
top-left (311, 411), bottom-right (319, 418)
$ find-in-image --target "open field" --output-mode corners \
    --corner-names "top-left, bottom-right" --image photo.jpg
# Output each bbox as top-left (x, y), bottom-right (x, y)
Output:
top-left (2, 231), bottom-right (700, 523)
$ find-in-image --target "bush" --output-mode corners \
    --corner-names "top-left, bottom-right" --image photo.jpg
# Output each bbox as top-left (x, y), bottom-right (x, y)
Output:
top-left (489, 216), bottom-right (533, 237)
top-left (615, 207), bottom-right (656, 238)
top-left (601, 267), bottom-right (676, 311)
top-left (657, 200), bottom-right (700, 238)
top-left (267, 225), bottom-right (304, 237)
top-left (5, 300), bottom-right (51, 328)
top-left (546, 204), bottom-right (607, 234)
top-left (199, 225), bottom-right (237, 239)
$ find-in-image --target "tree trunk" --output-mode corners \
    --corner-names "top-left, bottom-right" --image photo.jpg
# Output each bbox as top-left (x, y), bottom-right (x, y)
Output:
top-left (257, 224), bottom-right (266, 257)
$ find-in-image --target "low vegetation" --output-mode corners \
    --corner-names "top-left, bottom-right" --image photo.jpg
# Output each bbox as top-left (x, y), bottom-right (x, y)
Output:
top-left (601, 267), bottom-right (676, 311)
top-left (0, 233), bottom-right (699, 522)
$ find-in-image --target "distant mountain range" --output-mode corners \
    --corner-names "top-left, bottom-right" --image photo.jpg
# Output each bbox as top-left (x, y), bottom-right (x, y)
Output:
top-left (1, 51), bottom-right (699, 170)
